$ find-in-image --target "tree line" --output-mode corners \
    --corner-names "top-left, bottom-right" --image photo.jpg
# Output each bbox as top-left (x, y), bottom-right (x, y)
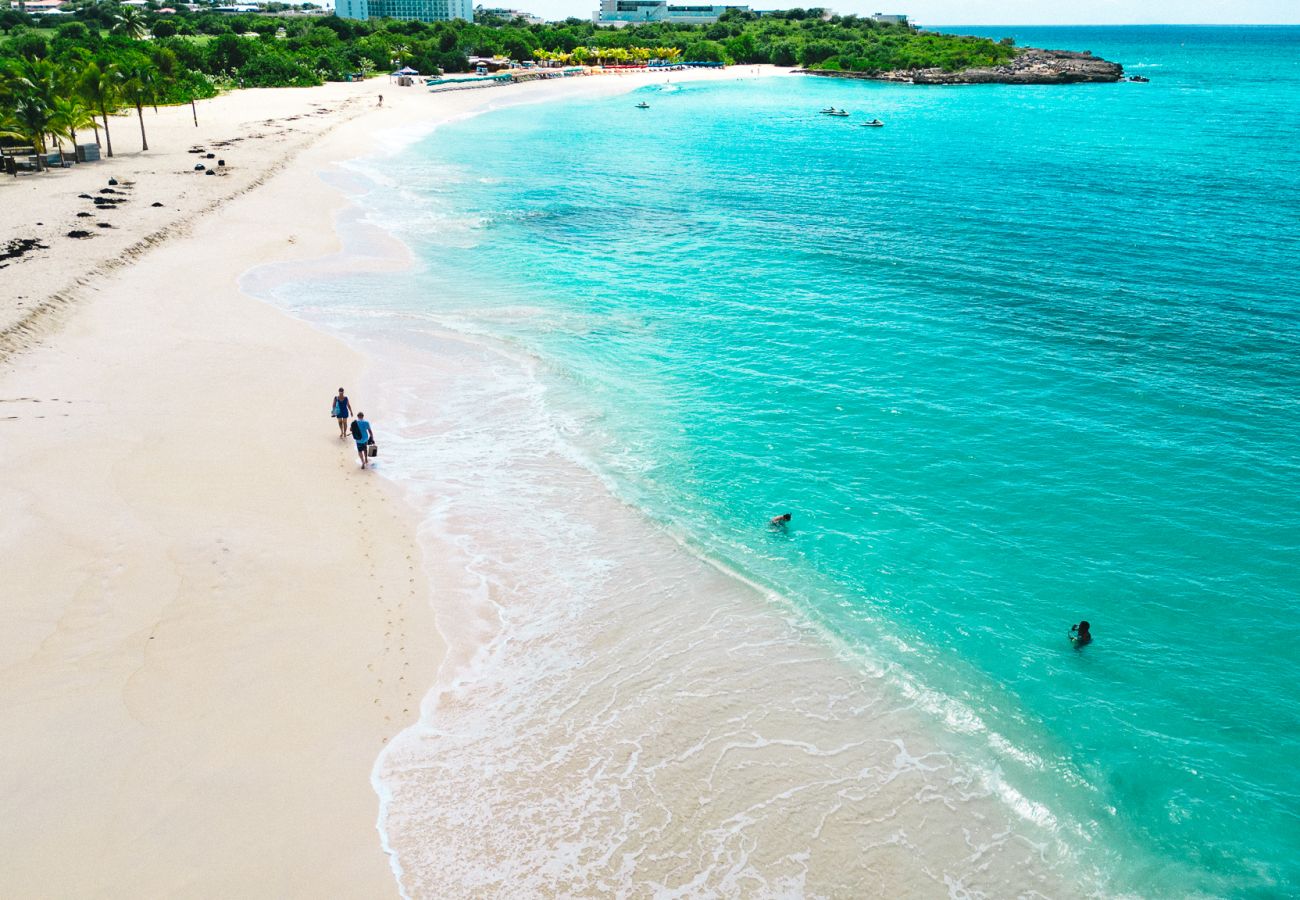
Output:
top-left (2, 3), bottom-right (1016, 167)
top-left (1, 7), bottom-right (215, 168)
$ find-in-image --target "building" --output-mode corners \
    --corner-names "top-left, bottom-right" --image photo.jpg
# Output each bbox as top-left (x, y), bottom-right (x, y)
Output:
top-left (869, 12), bottom-right (907, 25)
top-left (21, 0), bottom-right (67, 15)
top-left (474, 5), bottom-right (544, 23)
top-left (592, 0), bottom-right (747, 26)
top-left (336, 0), bottom-right (472, 22)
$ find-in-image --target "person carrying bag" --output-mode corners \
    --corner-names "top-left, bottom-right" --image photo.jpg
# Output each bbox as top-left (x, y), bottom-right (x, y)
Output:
top-left (351, 413), bottom-right (375, 469)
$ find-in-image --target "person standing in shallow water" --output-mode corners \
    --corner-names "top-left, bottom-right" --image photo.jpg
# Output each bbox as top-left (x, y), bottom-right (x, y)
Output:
top-left (332, 387), bottom-right (352, 439)
top-left (351, 412), bottom-right (373, 469)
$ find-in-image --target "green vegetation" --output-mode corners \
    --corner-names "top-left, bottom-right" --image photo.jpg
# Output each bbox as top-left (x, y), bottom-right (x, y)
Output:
top-left (1, 4), bottom-right (1016, 167)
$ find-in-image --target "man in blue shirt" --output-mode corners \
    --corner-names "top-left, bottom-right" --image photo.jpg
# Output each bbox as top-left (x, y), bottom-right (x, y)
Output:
top-left (351, 412), bottom-right (373, 469)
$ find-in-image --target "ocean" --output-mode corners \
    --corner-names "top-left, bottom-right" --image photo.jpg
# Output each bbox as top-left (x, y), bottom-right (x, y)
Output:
top-left (256, 26), bottom-right (1300, 898)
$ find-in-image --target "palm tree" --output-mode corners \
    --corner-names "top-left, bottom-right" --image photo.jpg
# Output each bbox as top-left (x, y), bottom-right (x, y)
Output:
top-left (4, 57), bottom-right (63, 170)
top-left (120, 62), bottom-right (159, 152)
top-left (6, 95), bottom-right (60, 170)
top-left (79, 61), bottom-right (120, 157)
top-left (111, 6), bottom-right (149, 41)
top-left (49, 94), bottom-right (97, 161)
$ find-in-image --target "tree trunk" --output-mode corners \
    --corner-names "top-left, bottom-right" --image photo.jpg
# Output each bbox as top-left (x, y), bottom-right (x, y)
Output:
top-left (92, 120), bottom-right (101, 147)
top-left (191, 98), bottom-right (198, 127)
top-left (101, 108), bottom-right (114, 157)
top-left (135, 102), bottom-right (148, 152)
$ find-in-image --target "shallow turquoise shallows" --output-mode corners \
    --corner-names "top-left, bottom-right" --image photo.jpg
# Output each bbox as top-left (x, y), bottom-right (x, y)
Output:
top-left (279, 27), bottom-right (1300, 897)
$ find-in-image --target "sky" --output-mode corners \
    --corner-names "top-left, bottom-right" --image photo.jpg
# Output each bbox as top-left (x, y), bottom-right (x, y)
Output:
top-left (520, 0), bottom-right (1300, 25)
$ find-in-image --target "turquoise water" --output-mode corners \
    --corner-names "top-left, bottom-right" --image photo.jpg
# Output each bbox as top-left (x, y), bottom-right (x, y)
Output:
top-left (286, 27), bottom-right (1299, 897)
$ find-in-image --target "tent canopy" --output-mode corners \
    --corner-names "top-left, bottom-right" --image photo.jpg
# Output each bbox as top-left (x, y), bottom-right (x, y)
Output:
top-left (392, 66), bottom-right (420, 76)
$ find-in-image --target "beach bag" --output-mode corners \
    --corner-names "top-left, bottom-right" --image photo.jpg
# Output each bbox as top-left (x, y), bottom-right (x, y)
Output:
top-left (350, 420), bottom-right (362, 440)
top-left (332, 399), bottom-right (342, 417)
top-left (367, 441), bottom-right (378, 458)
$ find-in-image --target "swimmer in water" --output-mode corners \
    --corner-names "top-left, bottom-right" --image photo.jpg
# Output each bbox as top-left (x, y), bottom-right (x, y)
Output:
top-left (1069, 620), bottom-right (1092, 647)
top-left (770, 513), bottom-right (792, 530)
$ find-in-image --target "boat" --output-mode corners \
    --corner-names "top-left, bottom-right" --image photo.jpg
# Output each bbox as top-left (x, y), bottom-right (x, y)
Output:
top-left (820, 107), bottom-right (836, 114)
top-left (860, 119), bottom-right (884, 127)
top-left (1128, 75), bottom-right (1150, 83)
top-left (635, 101), bottom-right (650, 109)
top-left (827, 110), bottom-right (850, 117)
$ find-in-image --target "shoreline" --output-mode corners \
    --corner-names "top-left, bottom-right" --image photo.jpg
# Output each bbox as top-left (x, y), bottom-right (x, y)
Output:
top-left (272, 77), bottom-right (1090, 896)
top-left (0, 66), bottom-right (787, 896)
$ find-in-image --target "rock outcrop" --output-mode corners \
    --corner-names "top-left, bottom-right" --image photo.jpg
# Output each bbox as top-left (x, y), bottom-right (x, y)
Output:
top-left (799, 48), bottom-right (1124, 85)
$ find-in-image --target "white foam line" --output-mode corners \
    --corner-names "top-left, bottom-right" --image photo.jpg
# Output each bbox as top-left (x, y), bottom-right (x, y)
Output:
top-left (248, 83), bottom-right (1109, 893)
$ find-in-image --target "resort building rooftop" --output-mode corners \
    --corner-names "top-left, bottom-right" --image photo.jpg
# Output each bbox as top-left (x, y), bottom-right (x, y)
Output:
top-left (592, 0), bottom-right (748, 26)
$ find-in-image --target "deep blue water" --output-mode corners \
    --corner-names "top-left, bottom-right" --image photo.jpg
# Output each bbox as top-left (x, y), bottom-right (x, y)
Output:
top-left (290, 27), bottom-right (1300, 897)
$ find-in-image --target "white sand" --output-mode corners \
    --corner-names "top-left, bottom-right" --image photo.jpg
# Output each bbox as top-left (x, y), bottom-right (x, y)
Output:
top-left (0, 67), bottom-right (787, 897)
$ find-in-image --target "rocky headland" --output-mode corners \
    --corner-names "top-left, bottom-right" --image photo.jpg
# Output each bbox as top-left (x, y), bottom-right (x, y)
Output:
top-left (799, 47), bottom-right (1124, 85)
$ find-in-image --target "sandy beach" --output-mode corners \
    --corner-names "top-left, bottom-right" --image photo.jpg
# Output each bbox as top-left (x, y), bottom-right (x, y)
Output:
top-left (0, 67), bottom-right (784, 897)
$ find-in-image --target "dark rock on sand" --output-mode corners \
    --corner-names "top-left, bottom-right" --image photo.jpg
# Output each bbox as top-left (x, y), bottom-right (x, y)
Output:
top-left (67, 230), bottom-right (92, 239)
top-left (0, 238), bottom-right (48, 264)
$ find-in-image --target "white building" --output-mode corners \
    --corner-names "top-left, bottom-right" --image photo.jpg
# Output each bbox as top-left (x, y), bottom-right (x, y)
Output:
top-left (870, 12), bottom-right (908, 25)
top-left (474, 5), bottom-right (544, 23)
top-left (336, 0), bottom-right (472, 22)
top-left (593, 0), bottom-right (747, 26)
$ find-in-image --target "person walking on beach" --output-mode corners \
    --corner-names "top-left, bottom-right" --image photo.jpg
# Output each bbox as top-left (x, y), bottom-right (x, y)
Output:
top-left (378, 94), bottom-right (384, 107)
top-left (351, 412), bottom-right (373, 469)
top-left (332, 387), bottom-right (353, 439)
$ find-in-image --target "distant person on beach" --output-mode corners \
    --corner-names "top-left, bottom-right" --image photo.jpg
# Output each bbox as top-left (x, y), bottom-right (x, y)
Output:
top-left (1070, 620), bottom-right (1092, 647)
top-left (332, 388), bottom-right (352, 439)
top-left (770, 513), bottom-right (792, 530)
top-left (351, 412), bottom-right (373, 469)
top-left (378, 94), bottom-right (383, 107)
